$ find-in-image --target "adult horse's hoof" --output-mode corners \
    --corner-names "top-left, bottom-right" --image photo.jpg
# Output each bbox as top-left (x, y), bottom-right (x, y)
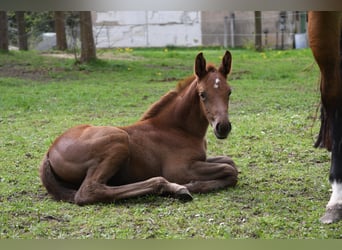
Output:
top-left (176, 188), bottom-right (193, 202)
top-left (320, 207), bottom-right (342, 224)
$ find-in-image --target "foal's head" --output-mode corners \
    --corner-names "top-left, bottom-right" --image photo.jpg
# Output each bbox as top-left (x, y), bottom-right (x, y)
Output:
top-left (195, 51), bottom-right (232, 139)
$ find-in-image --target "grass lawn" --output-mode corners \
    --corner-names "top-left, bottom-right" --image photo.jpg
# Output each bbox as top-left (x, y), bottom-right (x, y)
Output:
top-left (0, 47), bottom-right (341, 239)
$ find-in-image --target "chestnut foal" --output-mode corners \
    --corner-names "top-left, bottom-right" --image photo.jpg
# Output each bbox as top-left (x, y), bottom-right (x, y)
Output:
top-left (40, 51), bottom-right (238, 205)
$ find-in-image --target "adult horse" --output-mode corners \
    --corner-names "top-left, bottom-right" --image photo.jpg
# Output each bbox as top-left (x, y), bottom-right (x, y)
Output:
top-left (308, 11), bottom-right (342, 223)
top-left (39, 51), bottom-right (238, 205)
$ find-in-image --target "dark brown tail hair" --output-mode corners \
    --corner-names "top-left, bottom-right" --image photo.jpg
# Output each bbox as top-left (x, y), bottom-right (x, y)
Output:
top-left (314, 105), bottom-right (332, 151)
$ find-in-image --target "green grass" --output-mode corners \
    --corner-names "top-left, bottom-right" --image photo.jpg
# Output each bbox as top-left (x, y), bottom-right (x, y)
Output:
top-left (0, 47), bottom-right (340, 239)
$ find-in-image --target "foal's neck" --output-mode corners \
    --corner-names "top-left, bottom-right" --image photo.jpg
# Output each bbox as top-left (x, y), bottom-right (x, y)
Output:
top-left (138, 79), bottom-right (209, 139)
top-left (169, 80), bottom-right (209, 138)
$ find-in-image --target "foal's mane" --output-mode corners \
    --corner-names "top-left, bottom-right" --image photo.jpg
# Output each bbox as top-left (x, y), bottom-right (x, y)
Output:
top-left (140, 75), bottom-right (196, 121)
top-left (140, 64), bottom-right (218, 121)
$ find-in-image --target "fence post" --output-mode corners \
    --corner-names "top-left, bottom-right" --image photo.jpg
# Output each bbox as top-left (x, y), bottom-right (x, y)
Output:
top-left (145, 11), bottom-right (150, 47)
top-left (229, 13), bottom-right (235, 48)
top-left (223, 16), bottom-right (228, 48)
top-left (254, 11), bottom-right (262, 51)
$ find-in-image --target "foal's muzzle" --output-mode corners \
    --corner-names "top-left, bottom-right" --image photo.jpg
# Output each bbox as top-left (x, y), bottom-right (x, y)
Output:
top-left (214, 121), bottom-right (231, 139)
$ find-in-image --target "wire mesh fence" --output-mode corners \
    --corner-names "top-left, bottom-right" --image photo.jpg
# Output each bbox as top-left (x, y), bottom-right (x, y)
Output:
top-left (5, 11), bottom-right (308, 51)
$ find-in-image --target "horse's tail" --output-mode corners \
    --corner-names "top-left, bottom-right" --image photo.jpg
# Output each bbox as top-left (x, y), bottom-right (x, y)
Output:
top-left (314, 105), bottom-right (332, 151)
top-left (314, 28), bottom-right (342, 151)
top-left (39, 154), bottom-right (77, 203)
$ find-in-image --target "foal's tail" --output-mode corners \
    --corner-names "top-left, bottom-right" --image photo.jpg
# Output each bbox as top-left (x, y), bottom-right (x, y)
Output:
top-left (39, 154), bottom-right (77, 203)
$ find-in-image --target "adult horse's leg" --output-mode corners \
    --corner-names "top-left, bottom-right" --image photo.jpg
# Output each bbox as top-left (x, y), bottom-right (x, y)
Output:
top-left (308, 11), bottom-right (342, 223)
top-left (184, 157), bottom-right (238, 193)
top-left (319, 56), bottom-right (342, 223)
top-left (320, 103), bottom-right (342, 223)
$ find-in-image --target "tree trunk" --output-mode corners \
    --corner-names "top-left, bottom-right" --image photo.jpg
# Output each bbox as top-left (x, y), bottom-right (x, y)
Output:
top-left (16, 11), bottom-right (28, 51)
top-left (0, 11), bottom-right (9, 52)
top-left (254, 11), bottom-right (262, 52)
top-left (54, 11), bottom-right (67, 50)
top-left (79, 11), bottom-right (96, 63)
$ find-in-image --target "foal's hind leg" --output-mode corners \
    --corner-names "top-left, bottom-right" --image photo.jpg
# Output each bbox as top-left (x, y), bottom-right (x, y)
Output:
top-left (75, 176), bottom-right (192, 205)
top-left (74, 144), bottom-right (191, 204)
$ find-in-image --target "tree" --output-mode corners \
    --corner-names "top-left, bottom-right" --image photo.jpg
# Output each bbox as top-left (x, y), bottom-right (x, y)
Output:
top-left (254, 11), bottom-right (262, 52)
top-left (16, 11), bottom-right (28, 50)
top-left (54, 11), bottom-right (67, 50)
top-left (79, 11), bottom-right (96, 63)
top-left (0, 11), bottom-right (9, 52)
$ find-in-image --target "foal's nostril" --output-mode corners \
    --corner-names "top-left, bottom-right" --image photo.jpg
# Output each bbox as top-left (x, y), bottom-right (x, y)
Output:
top-left (215, 122), bottom-right (231, 138)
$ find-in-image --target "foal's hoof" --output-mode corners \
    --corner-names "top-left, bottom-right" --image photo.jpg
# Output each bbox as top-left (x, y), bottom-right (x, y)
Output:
top-left (320, 207), bottom-right (342, 224)
top-left (176, 188), bottom-right (193, 202)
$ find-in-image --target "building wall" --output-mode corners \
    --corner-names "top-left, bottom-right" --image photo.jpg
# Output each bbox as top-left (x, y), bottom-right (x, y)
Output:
top-left (202, 11), bottom-right (298, 49)
top-left (93, 11), bottom-right (202, 48)
top-left (92, 11), bottom-right (305, 49)
top-left (201, 11), bottom-right (230, 46)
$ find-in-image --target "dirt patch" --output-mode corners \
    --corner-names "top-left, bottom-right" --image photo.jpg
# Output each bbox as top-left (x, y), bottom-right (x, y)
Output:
top-left (0, 63), bottom-right (68, 82)
top-left (230, 70), bottom-right (251, 80)
top-left (149, 77), bottom-right (181, 83)
top-left (0, 52), bottom-right (143, 82)
top-left (41, 53), bottom-right (75, 59)
top-left (42, 51), bottom-right (143, 61)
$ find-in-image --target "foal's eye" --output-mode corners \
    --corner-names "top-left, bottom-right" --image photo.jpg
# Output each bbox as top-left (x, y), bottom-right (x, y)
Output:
top-left (228, 91), bottom-right (232, 97)
top-left (199, 92), bottom-right (207, 101)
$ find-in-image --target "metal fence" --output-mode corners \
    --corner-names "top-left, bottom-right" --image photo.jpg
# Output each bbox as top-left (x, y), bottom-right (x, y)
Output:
top-left (7, 11), bottom-right (308, 51)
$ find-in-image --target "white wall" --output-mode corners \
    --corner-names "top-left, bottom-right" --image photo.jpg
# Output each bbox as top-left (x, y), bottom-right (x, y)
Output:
top-left (93, 11), bottom-right (202, 48)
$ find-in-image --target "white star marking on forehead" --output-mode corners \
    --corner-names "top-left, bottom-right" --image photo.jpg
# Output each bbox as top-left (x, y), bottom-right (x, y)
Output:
top-left (214, 78), bottom-right (220, 88)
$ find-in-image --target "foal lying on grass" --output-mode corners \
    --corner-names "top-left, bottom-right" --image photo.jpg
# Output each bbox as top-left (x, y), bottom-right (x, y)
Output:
top-left (40, 51), bottom-right (238, 205)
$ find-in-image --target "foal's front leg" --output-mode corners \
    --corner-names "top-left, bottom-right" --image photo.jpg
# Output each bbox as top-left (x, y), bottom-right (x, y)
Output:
top-left (207, 156), bottom-right (236, 166)
top-left (184, 156), bottom-right (238, 193)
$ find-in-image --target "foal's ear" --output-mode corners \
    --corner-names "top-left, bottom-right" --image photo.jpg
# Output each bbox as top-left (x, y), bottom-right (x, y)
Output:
top-left (195, 52), bottom-right (207, 79)
top-left (219, 50), bottom-right (232, 77)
